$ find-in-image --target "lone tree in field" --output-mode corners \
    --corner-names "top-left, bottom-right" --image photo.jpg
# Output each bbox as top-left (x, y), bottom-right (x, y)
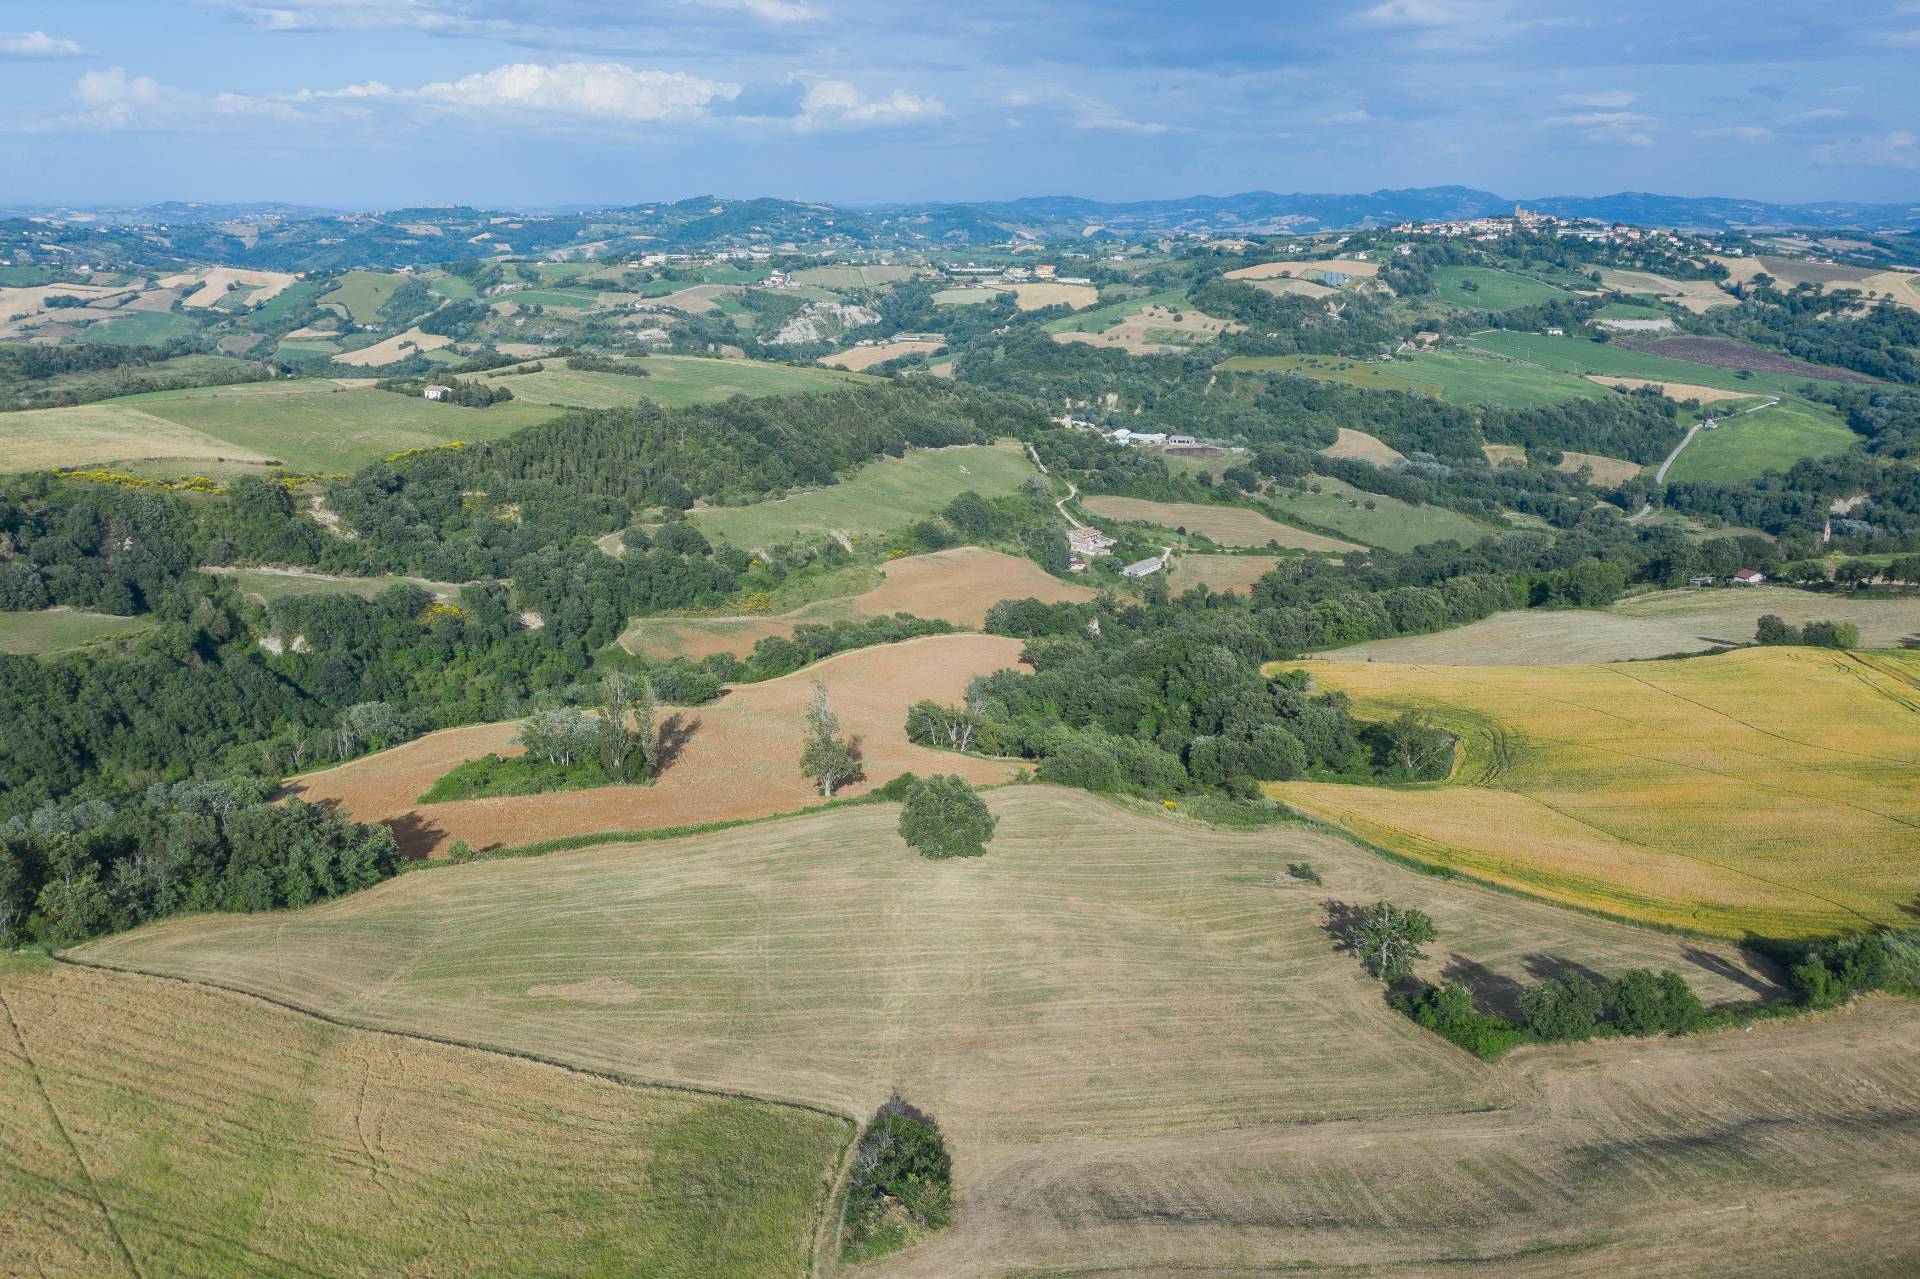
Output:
top-left (799, 679), bottom-right (859, 798)
top-left (1355, 901), bottom-right (1436, 984)
top-left (596, 671), bottom-right (659, 783)
top-left (897, 774), bottom-right (997, 859)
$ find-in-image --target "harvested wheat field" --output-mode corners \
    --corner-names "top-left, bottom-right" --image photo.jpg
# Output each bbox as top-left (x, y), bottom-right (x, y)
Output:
top-left (1595, 267), bottom-right (1733, 313)
top-left (0, 956), bottom-right (844, 1279)
top-left (79, 785), bottom-right (1920, 1277)
top-left (1583, 373), bottom-right (1744, 404)
top-left (1270, 646), bottom-right (1920, 936)
top-left (181, 266), bottom-right (297, 308)
top-left (1482, 442), bottom-right (1526, 468)
top-left (1225, 258), bottom-right (1381, 281)
top-left (1166, 554), bottom-right (1285, 593)
top-left (1555, 449), bottom-right (1642, 485)
top-left (332, 326), bottom-right (453, 367)
top-left (1248, 275), bottom-right (1337, 299)
top-left (1082, 495), bottom-right (1365, 552)
top-left (1052, 304), bottom-right (1238, 354)
top-left (1319, 426), bottom-right (1406, 466)
top-left (1324, 585), bottom-right (1920, 665)
top-left (817, 339), bottom-right (943, 371)
top-left (1008, 282), bottom-right (1099, 311)
top-left (285, 633), bottom-right (1028, 857)
top-left (624, 548), bottom-right (1094, 661)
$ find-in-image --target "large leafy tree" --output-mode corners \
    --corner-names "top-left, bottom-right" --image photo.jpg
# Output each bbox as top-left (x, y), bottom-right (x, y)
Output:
top-left (1355, 901), bottom-right (1436, 984)
top-left (897, 774), bottom-right (996, 859)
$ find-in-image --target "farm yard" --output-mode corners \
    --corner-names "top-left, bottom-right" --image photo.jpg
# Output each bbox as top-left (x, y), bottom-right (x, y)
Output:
top-left (0, 956), bottom-right (842, 1279)
top-left (282, 633), bottom-right (1029, 857)
top-left (1270, 647), bottom-right (1920, 937)
top-left (690, 442), bottom-right (1038, 547)
top-left (623, 547), bottom-right (1093, 661)
top-left (1081, 495), bottom-right (1366, 552)
top-left (74, 786), bottom-right (1920, 1277)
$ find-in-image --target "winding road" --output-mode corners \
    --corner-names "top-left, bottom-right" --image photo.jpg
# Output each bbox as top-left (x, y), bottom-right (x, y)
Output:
top-left (1629, 396), bottom-right (1781, 521)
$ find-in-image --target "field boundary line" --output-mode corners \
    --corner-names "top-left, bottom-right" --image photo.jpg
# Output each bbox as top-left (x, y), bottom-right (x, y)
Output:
top-left (0, 988), bottom-right (149, 1279)
top-left (48, 953), bottom-right (859, 1127)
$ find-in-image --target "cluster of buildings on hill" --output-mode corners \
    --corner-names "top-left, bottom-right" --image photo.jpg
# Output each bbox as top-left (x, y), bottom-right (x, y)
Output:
top-left (1066, 523), bottom-right (1167, 579)
top-left (1387, 208), bottom-right (1723, 252)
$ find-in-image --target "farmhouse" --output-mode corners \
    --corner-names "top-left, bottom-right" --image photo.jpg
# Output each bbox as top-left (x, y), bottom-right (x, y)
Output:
top-left (1167, 434), bottom-right (1197, 446)
top-left (1413, 331), bottom-right (1441, 347)
top-left (1111, 429), bottom-right (1168, 446)
top-left (1068, 526), bottom-right (1116, 557)
top-left (1689, 575), bottom-right (1716, 587)
top-left (1122, 553), bottom-right (1167, 579)
top-left (422, 384), bottom-right (452, 401)
top-left (1732, 569), bottom-right (1766, 586)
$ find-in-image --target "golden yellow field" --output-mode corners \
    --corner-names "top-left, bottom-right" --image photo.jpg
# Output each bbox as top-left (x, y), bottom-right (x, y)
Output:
top-left (1582, 374), bottom-right (1744, 404)
top-left (818, 339), bottom-right (943, 371)
top-left (1226, 258), bottom-right (1381, 280)
top-left (1268, 647), bottom-right (1920, 937)
top-left (332, 326), bottom-right (453, 367)
top-left (1555, 450), bottom-right (1643, 486)
top-left (1319, 427), bottom-right (1405, 466)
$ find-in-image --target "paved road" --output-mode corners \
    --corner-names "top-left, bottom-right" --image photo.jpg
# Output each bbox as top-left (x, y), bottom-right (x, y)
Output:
top-left (1630, 396), bottom-right (1782, 521)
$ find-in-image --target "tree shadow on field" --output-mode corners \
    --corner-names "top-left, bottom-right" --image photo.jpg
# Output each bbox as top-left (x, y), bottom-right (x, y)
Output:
top-left (653, 713), bottom-right (700, 777)
top-left (1321, 900), bottom-right (1368, 958)
top-left (1681, 942), bottom-right (1785, 999)
top-left (383, 810), bottom-right (452, 861)
top-left (843, 734), bottom-right (869, 789)
top-left (1440, 954), bottom-right (1528, 1021)
top-left (1521, 953), bottom-right (1612, 992)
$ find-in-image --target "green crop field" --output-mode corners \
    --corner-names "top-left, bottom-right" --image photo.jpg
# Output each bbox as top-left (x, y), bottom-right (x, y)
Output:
top-left (0, 956), bottom-right (844, 1279)
top-left (79, 311), bottom-right (203, 346)
top-left (239, 279), bottom-right (324, 330)
top-left (1431, 266), bottom-right (1571, 309)
top-left (1267, 474), bottom-right (1491, 550)
top-left (75, 785), bottom-right (1920, 1275)
top-left (1271, 646), bottom-right (1920, 937)
top-left (1215, 353), bottom-right (1442, 395)
top-left (321, 270), bottom-right (408, 324)
top-left (1664, 397), bottom-right (1862, 484)
top-left (932, 287), bottom-right (1000, 305)
top-left (480, 355), bottom-right (880, 410)
top-left (0, 608), bottom-right (153, 655)
top-left (425, 272), bottom-right (479, 300)
top-left (498, 287), bottom-right (597, 309)
top-left (212, 567), bottom-right (470, 605)
top-left (691, 442), bottom-right (1036, 546)
top-left (791, 265), bottom-right (920, 288)
top-left (1400, 347), bottom-right (1610, 407)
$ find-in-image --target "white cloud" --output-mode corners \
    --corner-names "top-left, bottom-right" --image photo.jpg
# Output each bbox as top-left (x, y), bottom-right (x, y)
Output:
top-left (999, 87), bottom-right (1165, 135)
top-left (1882, 29), bottom-right (1920, 46)
top-left (798, 80), bottom-right (943, 129)
top-left (1321, 109), bottom-right (1375, 125)
top-left (690, 0), bottom-right (824, 24)
top-left (201, 0), bottom-right (478, 32)
top-left (70, 68), bottom-right (176, 128)
top-left (414, 62), bottom-right (741, 121)
top-left (1545, 110), bottom-right (1656, 146)
top-left (0, 30), bottom-right (84, 57)
top-left (1815, 130), bottom-right (1919, 169)
top-left (1557, 91), bottom-right (1637, 108)
top-left (1353, 0), bottom-right (1502, 28)
top-left (1698, 125), bottom-right (1774, 143)
top-left (1782, 107), bottom-right (1847, 125)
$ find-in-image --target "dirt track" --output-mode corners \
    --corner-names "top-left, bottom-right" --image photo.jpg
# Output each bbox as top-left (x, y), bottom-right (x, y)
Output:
top-left (285, 633), bottom-right (1028, 857)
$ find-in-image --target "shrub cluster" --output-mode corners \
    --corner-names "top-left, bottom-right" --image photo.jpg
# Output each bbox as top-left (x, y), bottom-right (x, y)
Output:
top-left (842, 1096), bottom-right (953, 1262)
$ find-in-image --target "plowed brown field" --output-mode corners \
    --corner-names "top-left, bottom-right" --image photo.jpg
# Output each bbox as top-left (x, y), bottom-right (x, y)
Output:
top-left (285, 633), bottom-right (1028, 856)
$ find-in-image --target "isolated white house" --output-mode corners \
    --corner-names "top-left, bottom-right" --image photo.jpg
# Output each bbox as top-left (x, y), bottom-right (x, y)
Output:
top-left (422, 384), bottom-right (452, 401)
top-left (1731, 569), bottom-right (1766, 586)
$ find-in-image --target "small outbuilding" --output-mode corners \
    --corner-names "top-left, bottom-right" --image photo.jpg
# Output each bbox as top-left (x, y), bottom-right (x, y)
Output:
top-left (1731, 569), bottom-right (1766, 586)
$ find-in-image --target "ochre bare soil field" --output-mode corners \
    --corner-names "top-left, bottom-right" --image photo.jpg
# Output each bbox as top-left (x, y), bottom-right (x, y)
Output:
top-left (1007, 282), bottom-right (1099, 311)
top-left (1554, 449), bottom-right (1643, 485)
top-left (78, 787), bottom-right (1920, 1277)
top-left (1166, 554), bottom-right (1285, 594)
top-left (818, 340), bottom-right (944, 371)
top-left (1269, 647), bottom-right (1920, 936)
top-left (1323, 586), bottom-right (1920, 665)
top-left (1081, 495), bottom-right (1366, 552)
top-left (1319, 426), bottom-right (1406, 466)
top-left (1581, 373), bottom-right (1745, 404)
top-left (0, 956), bottom-right (842, 1279)
top-left (331, 326), bottom-right (453, 367)
top-left (1052, 304), bottom-right (1238, 354)
top-left (285, 633), bottom-right (1028, 857)
top-left (624, 548), bottom-right (1094, 661)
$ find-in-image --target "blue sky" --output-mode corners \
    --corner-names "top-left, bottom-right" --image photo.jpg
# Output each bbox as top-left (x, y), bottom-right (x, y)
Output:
top-left (0, 0), bottom-right (1915, 209)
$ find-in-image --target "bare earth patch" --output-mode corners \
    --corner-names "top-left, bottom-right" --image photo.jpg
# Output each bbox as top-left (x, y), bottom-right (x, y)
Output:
top-left (1009, 283), bottom-right (1099, 311)
top-left (1582, 374), bottom-right (1747, 403)
top-left (1555, 450), bottom-right (1642, 486)
top-left (332, 327), bottom-right (453, 367)
top-left (1053, 304), bottom-right (1240, 355)
top-left (818, 340), bottom-right (944, 371)
top-left (284, 633), bottom-right (1029, 857)
top-left (181, 266), bottom-right (296, 309)
top-left (625, 548), bottom-right (1094, 661)
top-left (1319, 427), bottom-right (1405, 466)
